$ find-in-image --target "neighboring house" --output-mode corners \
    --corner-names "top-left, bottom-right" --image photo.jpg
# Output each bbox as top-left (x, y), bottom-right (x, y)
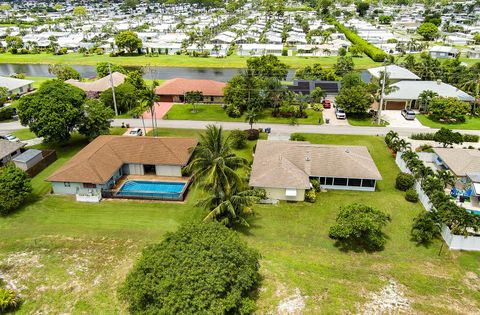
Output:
top-left (0, 139), bottom-right (25, 166)
top-left (237, 44), bottom-right (284, 56)
top-left (249, 140), bottom-right (382, 201)
top-left (47, 135), bottom-right (198, 196)
top-left (287, 80), bottom-right (341, 96)
top-left (154, 78), bottom-right (226, 103)
top-left (0, 76), bottom-right (34, 96)
top-left (428, 45), bottom-right (459, 59)
top-left (12, 149), bottom-right (43, 171)
top-left (465, 46), bottom-right (480, 59)
top-left (382, 80), bottom-right (475, 110)
top-left (367, 65), bottom-right (420, 82)
top-left (65, 72), bottom-right (126, 98)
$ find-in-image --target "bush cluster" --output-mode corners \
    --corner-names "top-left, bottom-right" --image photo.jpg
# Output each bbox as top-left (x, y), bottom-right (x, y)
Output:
top-left (245, 129), bottom-right (259, 140)
top-left (310, 178), bottom-right (320, 192)
top-left (333, 21), bottom-right (388, 62)
top-left (230, 129), bottom-right (247, 149)
top-left (405, 188), bottom-right (419, 203)
top-left (0, 107), bottom-right (15, 121)
top-left (395, 172), bottom-right (415, 191)
top-left (411, 132), bottom-right (478, 143)
top-left (305, 189), bottom-right (317, 203)
top-left (0, 287), bottom-right (21, 313)
top-left (290, 133), bottom-right (306, 141)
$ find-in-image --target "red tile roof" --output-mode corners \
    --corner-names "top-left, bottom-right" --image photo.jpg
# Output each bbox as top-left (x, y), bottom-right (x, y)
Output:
top-left (154, 78), bottom-right (226, 96)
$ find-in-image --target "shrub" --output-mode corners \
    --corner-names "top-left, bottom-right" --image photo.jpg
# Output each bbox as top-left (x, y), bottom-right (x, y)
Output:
top-left (411, 132), bottom-right (435, 141)
top-left (329, 203), bottom-right (391, 251)
top-left (119, 223), bottom-right (260, 314)
top-left (462, 134), bottom-right (479, 143)
top-left (0, 164), bottom-right (32, 216)
top-left (411, 211), bottom-right (440, 244)
top-left (310, 178), bottom-right (320, 192)
top-left (405, 188), bottom-right (419, 203)
top-left (230, 129), bottom-right (247, 149)
top-left (305, 189), bottom-right (317, 203)
top-left (0, 288), bottom-right (21, 313)
top-left (311, 103), bottom-right (323, 111)
top-left (225, 104), bottom-right (242, 118)
top-left (0, 107), bottom-right (15, 121)
top-left (395, 172), bottom-right (415, 191)
top-left (245, 128), bottom-right (259, 140)
top-left (290, 133), bottom-right (306, 141)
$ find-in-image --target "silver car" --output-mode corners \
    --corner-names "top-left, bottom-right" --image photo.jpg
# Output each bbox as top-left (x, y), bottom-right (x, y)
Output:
top-left (335, 107), bottom-right (346, 119)
top-left (401, 109), bottom-right (416, 120)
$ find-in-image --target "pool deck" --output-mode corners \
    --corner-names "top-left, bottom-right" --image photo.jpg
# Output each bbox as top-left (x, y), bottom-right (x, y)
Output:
top-left (111, 175), bottom-right (191, 192)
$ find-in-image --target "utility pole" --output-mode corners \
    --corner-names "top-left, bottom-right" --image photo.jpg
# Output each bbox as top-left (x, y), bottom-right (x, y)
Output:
top-left (108, 62), bottom-right (118, 116)
top-left (377, 59), bottom-right (387, 125)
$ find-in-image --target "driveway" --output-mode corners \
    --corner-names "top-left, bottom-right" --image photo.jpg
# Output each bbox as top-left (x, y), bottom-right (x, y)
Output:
top-left (381, 110), bottom-right (427, 128)
top-left (322, 107), bottom-right (349, 126)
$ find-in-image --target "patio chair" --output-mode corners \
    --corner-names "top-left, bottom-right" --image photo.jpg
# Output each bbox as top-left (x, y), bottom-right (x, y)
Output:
top-left (464, 187), bottom-right (473, 199)
top-left (450, 187), bottom-right (458, 198)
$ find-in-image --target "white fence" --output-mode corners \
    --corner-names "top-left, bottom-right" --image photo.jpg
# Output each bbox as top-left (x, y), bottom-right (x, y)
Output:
top-left (76, 194), bottom-right (102, 203)
top-left (395, 152), bottom-right (480, 251)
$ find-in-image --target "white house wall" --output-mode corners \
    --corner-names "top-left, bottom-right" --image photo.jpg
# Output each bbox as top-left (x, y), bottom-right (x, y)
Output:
top-left (127, 163), bottom-right (145, 175)
top-left (155, 165), bottom-right (182, 177)
top-left (264, 187), bottom-right (305, 201)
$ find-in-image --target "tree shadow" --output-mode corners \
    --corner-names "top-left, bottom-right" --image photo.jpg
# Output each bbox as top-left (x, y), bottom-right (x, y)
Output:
top-left (332, 234), bottom-right (390, 254)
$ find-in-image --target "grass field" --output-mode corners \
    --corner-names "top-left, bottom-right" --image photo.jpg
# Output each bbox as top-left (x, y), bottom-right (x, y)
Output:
top-left (0, 131), bottom-right (479, 314)
top-left (417, 114), bottom-right (480, 130)
top-left (0, 52), bottom-right (382, 69)
top-left (348, 116), bottom-right (389, 127)
top-left (164, 104), bottom-right (323, 125)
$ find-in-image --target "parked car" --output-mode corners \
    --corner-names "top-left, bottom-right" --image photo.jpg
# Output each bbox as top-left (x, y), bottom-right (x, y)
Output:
top-left (0, 134), bottom-right (20, 142)
top-left (335, 107), bottom-right (346, 119)
top-left (127, 128), bottom-right (143, 136)
top-left (401, 109), bottom-right (416, 120)
top-left (322, 99), bottom-right (332, 109)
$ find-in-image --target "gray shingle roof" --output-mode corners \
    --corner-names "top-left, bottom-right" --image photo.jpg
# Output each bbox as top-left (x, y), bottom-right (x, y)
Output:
top-left (0, 76), bottom-right (34, 92)
top-left (0, 140), bottom-right (25, 159)
top-left (12, 149), bottom-right (42, 163)
top-left (434, 148), bottom-right (480, 177)
top-left (368, 65), bottom-right (420, 81)
top-left (385, 80), bottom-right (475, 102)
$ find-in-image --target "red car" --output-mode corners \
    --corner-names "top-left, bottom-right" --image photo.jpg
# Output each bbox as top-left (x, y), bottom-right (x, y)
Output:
top-left (322, 100), bottom-right (332, 109)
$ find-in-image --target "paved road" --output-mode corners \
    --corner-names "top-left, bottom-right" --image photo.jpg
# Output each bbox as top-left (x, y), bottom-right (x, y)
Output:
top-left (2, 119), bottom-right (480, 138)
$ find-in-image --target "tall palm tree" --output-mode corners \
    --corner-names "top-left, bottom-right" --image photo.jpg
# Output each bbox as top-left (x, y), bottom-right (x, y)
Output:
top-left (198, 186), bottom-right (259, 227)
top-left (186, 125), bottom-right (248, 197)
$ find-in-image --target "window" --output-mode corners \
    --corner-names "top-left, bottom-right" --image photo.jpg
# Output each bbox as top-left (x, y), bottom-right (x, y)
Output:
top-left (83, 183), bottom-right (96, 188)
top-left (325, 177), bottom-right (333, 185)
top-left (362, 179), bottom-right (376, 188)
top-left (64, 182), bottom-right (71, 187)
top-left (319, 177), bottom-right (326, 185)
top-left (334, 178), bottom-right (348, 186)
top-left (285, 188), bottom-right (297, 197)
top-left (348, 178), bottom-right (362, 187)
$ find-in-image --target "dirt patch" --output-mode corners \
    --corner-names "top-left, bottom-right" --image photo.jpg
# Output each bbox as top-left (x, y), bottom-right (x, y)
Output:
top-left (360, 280), bottom-right (411, 314)
top-left (277, 288), bottom-right (306, 315)
top-left (463, 271), bottom-right (480, 291)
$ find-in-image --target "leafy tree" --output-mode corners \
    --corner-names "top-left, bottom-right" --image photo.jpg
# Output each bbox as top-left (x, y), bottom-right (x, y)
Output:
top-left (17, 80), bottom-right (86, 143)
top-left (427, 97), bottom-right (470, 122)
top-left (0, 87), bottom-right (8, 106)
top-left (229, 129), bottom-right (247, 149)
top-left (100, 82), bottom-right (138, 114)
top-left (379, 15), bottom-right (393, 24)
top-left (340, 72), bottom-right (366, 89)
top-left (48, 64), bottom-right (81, 81)
top-left (355, 1), bottom-right (370, 17)
top-left (474, 33), bottom-right (480, 45)
top-left (0, 164), bottom-right (32, 216)
top-left (334, 55), bottom-right (354, 76)
top-left (335, 85), bottom-right (371, 115)
top-left (418, 90), bottom-right (438, 111)
top-left (119, 222), bottom-right (260, 314)
top-left (186, 125), bottom-right (248, 197)
top-left (96, 62), bottom-right (127, 77)
top-left (417, 22), bottom-right (438, 41)
top-left (316, 0), bottom-right (334, 14)
top-left (0, 4), bottom-right (12, 11)
top-left (329, 203), bottom-right (391, 251)
top-left (78, 99), bottom-right (115, 141)
top-left (224, 70), bottom-right (261, 113)
top-left (73, 6), bottom-right (87, 18)
top-left (5, 35), bottom-right (23, 50)
top-left (411, 211), bottom-right (441, 244)
top-left (434, 128), bottom-right (463, 148)
top-left (185, 90), bottom-right (204, 113)
top-left (396, 172), bottom-right (415, 191)
top-left (121, 0), bottom-right (139, 11)
top-left (246, 55), bottom-right (288, 80)
top-left (310, 87), bottom-right (326, 104)
top-left (125, 70), bottom-right (147, 91)
top-left (348, 44), bottom-right (362, 57)
top-left (53, 3), bottom-right (63, 10)
top-left (294, 63), bottom-right (337, 80)
top-left (115, 30), bottom-right (142, 54)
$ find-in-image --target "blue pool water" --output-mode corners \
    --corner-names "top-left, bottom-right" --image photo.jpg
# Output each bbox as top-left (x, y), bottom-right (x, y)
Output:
top-left (117, 181), bottom-right (186, 199)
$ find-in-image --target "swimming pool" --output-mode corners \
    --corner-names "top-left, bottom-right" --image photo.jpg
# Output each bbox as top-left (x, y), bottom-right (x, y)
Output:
top-left (116, 181), bottom-right (187, 199)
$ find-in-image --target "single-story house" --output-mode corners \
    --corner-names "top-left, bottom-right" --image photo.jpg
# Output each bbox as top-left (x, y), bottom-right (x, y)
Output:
top-left (12, 149), bottom-right (43, 171)
top-left (432, 148), bottom-right (480, 179)
top-left (465, 46), bottom-right (480, 59)
top-left (367, 65), bottom-right (420, 82)
top-left (47, 135), bottom-right (198, 196)
top-left (429, 45), bottom-right (459, 59)
top-left (154, 78), bottom-right (226, 103)
top-left (65, 72), bottom-right (126, 98)
top-left (0, 139), bottom-right (25, 166)
top-left (238, 44), bottom-right (284, 56)
top-left (249, 140), bottom-right (382, 201)
top-left (382, 80), bottom-right (475, 110)
top-left (0, 76), bottom-right (34, 96)
top-left (287, 80), bottom-right (341, 96)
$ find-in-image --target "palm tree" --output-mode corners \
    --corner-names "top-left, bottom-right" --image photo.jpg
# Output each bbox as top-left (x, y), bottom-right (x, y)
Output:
top-left (198, 186), bottom-right (259, 227)
top-left (295, 93), bottom-right (311, 117)
top-left (392, 138), bottom-right (411, 153)
top-left (186, 125), bottom-right (249, 197)
top-left (385, 130), bottom-right (399, 147)
top-left (245, 108), bottom-right (260, 130)
top-left (418, 90), bottom-right (439, 112)
top-left (436, 170), bottom-right (455, 188)
top-left (140, 88), bottom-right (158, 136)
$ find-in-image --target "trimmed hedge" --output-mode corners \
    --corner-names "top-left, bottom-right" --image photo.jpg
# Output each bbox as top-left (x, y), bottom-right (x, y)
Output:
top-left (411, 132), bottom-right (479, 143)
top-left (0, 107), bottom-right (14, 121)
top-left (405, 188), bottom-right (419, 203)
top-left (396, 172), bottom-right (415, 191)
top-left (333, 21), bottom-right (389, 62)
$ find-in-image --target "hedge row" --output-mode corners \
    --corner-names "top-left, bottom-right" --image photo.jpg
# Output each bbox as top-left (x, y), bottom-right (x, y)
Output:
top-left (333, 21), bottom-right (389, 62)
top-left (411, 132), bottom-right (479, 143)
top-left (0, 107), bottom-right (14, 121)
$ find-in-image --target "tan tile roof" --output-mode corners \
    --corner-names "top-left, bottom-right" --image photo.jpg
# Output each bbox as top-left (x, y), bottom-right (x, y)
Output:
top-left (249, 140), bottom-right (382, 189)
top-left (154, 78), bottom-right (226, 96)
top-left (433, 148), bottom-right (480, 177)
top-left (47, 135), bottom-right (198, 184)
top-left (65, 72), bottom-right (126, 92)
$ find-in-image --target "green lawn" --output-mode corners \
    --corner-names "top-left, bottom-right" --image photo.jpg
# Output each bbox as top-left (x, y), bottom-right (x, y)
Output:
top-left (0, 132), bottom-right (479, 313)
top-left (12, 128), bottom-right (36, 140)
top-left (0, 52), bottom-right (382, 69)
top-left (164, 104), bottom-right (323, 125)
top-left (417, 114), bottom-right (480, 130)
top-left (348, 116), bottom-right (389, 127)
